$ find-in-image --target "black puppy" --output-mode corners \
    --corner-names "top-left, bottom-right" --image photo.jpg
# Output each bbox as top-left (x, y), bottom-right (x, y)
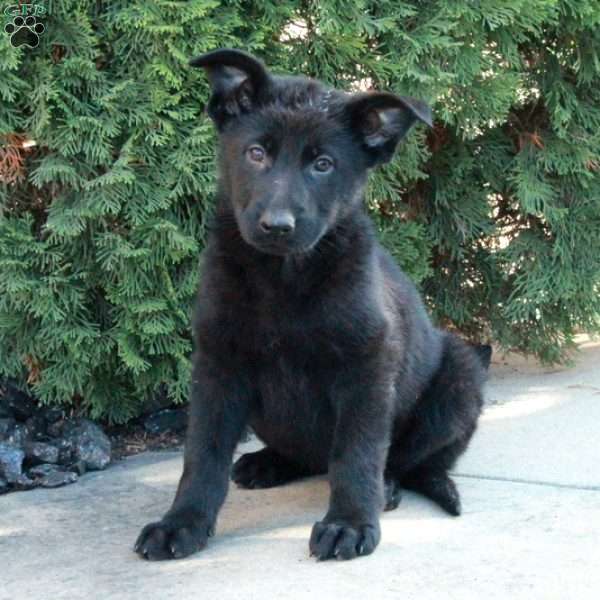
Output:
top-left (135, 49), bottom-right (489, 562)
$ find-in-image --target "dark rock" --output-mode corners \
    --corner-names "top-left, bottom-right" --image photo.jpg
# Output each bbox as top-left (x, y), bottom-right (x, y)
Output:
top-left (13, 473), bottom-right (38, 490)
top-left (69, 459), bottom-right (87, 476)
top-left (28, 463), bottom-right (59, 478)
top-left (0, 475), bottom-right (8, 494)
top-left (25, 415), bottom-right (47, 440)
top-left (144, 408), bottom-right (188, 434)
top-left (24, 441), bottom-right (59, 465)
top-left (42, 406), bottom-right (64, 423)
top-left (27, 463), bottom-right (77, 487)
top-left (0, 417), bottom-right (16, 440)
top-left (6, 423), bottom-right (31, 448)
top-left (52, 438), bottom-right (73, 465)
top-left (0, 442), bottom-right (25, 482)
top-left (1, 383), bottom-right (36, 421)
top-left (47, 419), bottom-right (65, 438)
top-left (64, 419), bottom-right (111, 470)
top-left (41, 469), bottom-right (78, 488)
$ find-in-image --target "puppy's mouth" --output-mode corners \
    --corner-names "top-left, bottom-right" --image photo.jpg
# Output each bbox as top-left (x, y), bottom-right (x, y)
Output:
top-left (237, 218), bottom-right (328, 256)
top-left (242, 230), bottom-right (324, 257)
top-left (248, 237), bottom-right (311, 256)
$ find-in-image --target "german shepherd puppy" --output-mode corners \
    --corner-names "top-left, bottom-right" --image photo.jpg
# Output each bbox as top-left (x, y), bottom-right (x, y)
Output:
top-left (135, 49), bottom-right (489, 562)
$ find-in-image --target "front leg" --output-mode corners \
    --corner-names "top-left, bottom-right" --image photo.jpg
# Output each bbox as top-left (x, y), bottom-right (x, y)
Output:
top-left (310, 361), bottom-right (393, 561)
top-left (135, 352), bottom-right (251, 560)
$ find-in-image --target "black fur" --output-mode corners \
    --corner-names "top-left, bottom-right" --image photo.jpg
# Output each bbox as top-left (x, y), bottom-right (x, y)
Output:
top-left (134, 49), bottom-right (489, 562)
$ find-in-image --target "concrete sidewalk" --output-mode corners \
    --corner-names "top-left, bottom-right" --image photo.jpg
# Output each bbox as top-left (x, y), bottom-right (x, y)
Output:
top-left (2, 338), bottom-right (599, 600)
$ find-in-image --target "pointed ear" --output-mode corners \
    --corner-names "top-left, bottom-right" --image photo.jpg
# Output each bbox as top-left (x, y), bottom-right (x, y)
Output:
top-left (344, 92), bottom-right (433, 166)
top-left (189, 49), bottom-right (271, 130)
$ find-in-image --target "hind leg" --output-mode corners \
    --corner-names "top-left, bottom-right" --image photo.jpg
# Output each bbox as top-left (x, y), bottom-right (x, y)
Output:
top-left (386, 334), bottom-right (485, 514)
top-left (385, 442), bottom-right (469, 516)
top-left (384, 477), bottom-right (402, 511)
top-left (400, 435), bottom-right (472, 516)
top-left (232, 447), bottom-right (312, 489)
top-left (384, 432), bottom-right (471, 514)
top-left (403, 469), bottom-right (461, 516)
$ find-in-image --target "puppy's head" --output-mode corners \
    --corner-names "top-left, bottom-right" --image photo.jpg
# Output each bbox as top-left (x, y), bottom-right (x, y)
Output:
top-left (191, 49), bottom-right (432, 256)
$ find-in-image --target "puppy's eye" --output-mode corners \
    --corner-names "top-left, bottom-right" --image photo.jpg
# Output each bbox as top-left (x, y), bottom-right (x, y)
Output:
top-left (247, 145), bottom-right (266, 163)
top-left (313, 156), bottom-right (334, 173)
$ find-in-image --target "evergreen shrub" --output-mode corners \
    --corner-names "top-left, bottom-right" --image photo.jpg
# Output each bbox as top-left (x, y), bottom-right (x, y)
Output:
top-left (1, 1), bottom-right (598, 421)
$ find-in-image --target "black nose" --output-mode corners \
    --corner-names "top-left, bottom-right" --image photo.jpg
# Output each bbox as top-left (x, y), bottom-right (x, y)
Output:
top-left (259, 210), bottom-right (295, 235)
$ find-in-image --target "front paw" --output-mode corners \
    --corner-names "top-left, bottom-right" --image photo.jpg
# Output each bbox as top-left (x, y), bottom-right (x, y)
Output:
top-left (134, 510), bottom-right (213, 561)
top-left (309, 518), bottom-right (381, 561)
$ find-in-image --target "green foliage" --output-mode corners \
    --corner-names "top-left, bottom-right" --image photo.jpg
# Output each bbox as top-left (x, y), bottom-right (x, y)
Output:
top-left (1, 0), bottom-right (599, 420)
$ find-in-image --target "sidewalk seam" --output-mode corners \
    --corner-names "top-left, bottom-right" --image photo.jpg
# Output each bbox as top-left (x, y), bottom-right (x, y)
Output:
top-left (453, 472), bottom-right (600, 492)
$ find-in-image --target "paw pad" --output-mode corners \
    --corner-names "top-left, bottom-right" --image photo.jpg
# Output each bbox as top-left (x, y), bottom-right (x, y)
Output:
top-left (4, 15), bottom-right (45, 48)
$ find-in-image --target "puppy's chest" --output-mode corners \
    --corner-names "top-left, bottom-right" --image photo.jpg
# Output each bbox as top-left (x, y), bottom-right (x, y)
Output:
top-left (205, 269), bottom-right (385, 370)
top-left (237, 294), bottom-right (354, 363)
